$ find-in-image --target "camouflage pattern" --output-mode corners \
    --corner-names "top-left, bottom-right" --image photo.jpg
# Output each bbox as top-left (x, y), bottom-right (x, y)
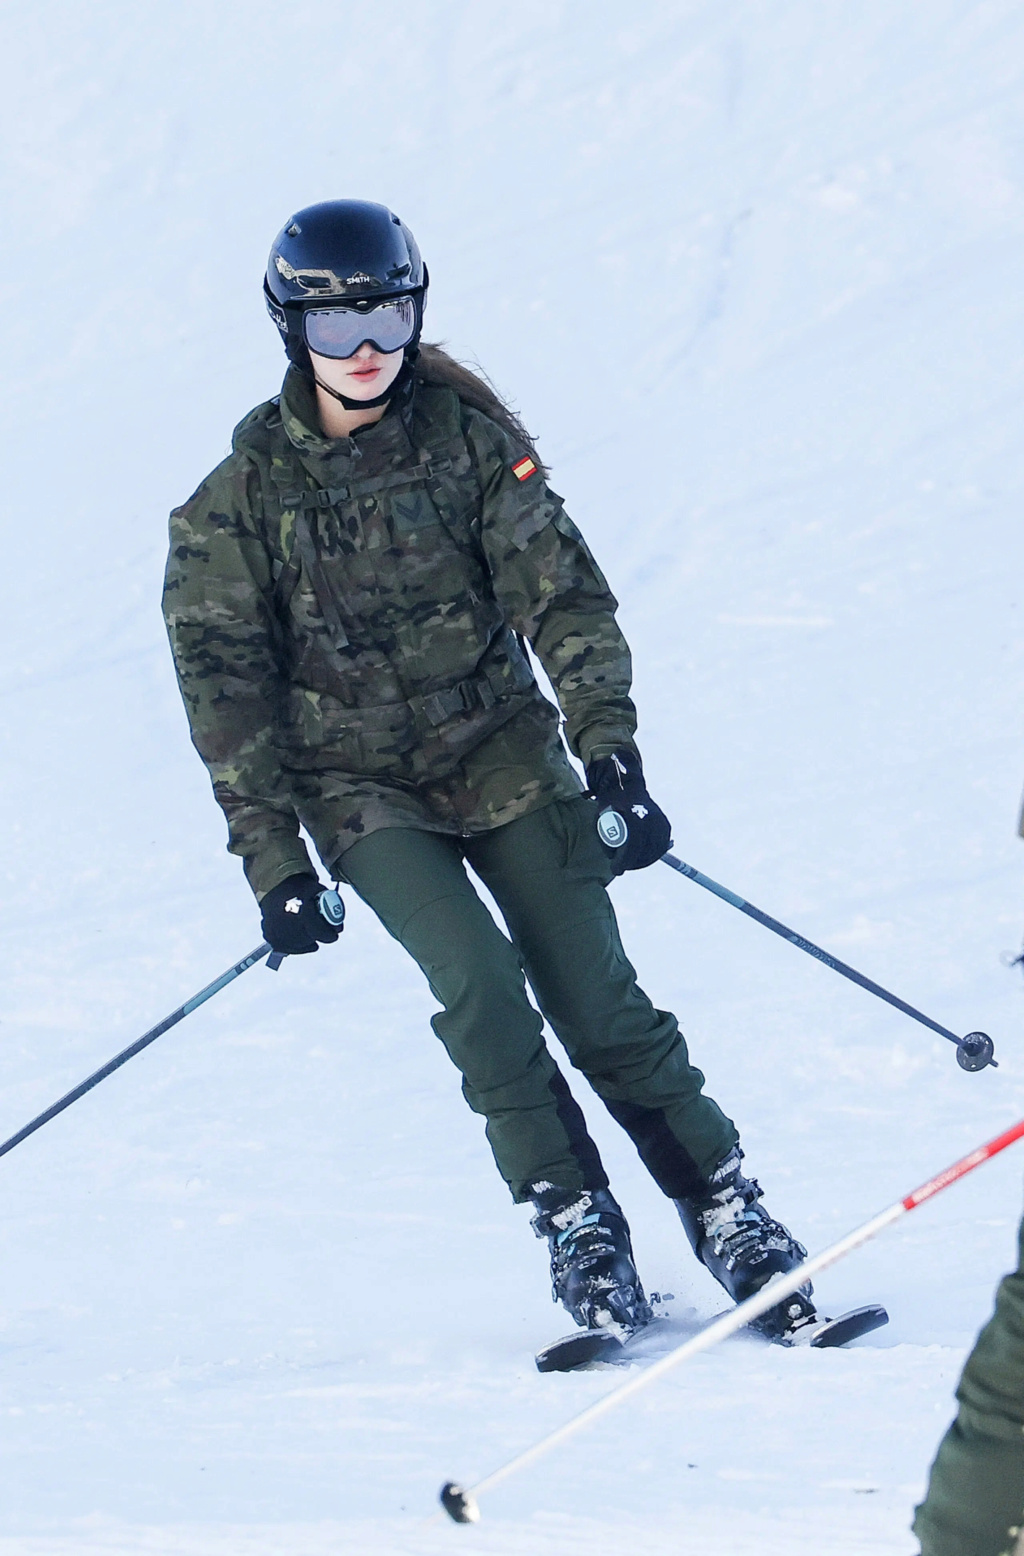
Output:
top-left (163, 365), bottom-right (638, 899)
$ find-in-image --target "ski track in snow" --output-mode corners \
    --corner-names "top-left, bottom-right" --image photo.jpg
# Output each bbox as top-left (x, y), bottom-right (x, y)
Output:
top-left (1, 1), bottom-right (1024, 1550)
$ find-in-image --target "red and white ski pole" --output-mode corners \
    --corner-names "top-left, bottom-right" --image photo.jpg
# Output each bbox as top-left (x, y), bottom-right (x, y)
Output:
top-left (439, 1116), bottom-right (1024, 1524)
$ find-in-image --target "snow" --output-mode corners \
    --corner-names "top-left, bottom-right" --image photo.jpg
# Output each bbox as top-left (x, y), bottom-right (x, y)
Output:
top-left (1, 2), bottom-right (1024, 1550)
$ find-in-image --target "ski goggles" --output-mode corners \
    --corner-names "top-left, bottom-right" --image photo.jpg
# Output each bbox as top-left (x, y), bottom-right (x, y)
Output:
top-left (302, 296), bottom-right (418, 359)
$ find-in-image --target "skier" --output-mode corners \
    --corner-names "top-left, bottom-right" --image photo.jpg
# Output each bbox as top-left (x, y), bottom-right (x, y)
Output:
top-left (911, 784), bottom-right (1024, 1552)
top-left (163, 199), bottom-right (812, 1354)
top-left (913, 1211), bottom-right (1024, 1555)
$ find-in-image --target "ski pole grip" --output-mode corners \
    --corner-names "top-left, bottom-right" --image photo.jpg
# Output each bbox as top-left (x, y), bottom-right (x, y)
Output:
top-left (318, 887), bottom-right (346, 928)
top-left (265, 887), bottom-right (345, 973)
top-left (596, 808), bottom-right (628, 849)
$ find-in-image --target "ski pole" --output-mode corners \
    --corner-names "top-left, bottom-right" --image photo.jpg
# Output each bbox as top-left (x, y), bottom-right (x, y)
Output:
top-left (439, 1113), bottom-right (1024, 1524)
top-left (656, 851), bottom-right (995, 1072)
top-left (595, 809), bottom-right (994, 1070)
top-left (0, 889), bottom-right (345, 1163)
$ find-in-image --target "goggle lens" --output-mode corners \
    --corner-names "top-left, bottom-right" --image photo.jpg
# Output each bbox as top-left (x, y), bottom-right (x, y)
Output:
top-left (303, 297), bottom-right (417, 359)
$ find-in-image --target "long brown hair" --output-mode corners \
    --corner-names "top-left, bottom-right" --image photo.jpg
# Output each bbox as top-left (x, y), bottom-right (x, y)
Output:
top-left (414, 342), bottom-right (546, 470)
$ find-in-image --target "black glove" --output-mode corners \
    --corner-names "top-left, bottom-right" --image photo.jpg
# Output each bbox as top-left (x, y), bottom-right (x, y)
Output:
top-left (585, 751), bottom-right (672, 874)
top-left (260, 873), bottom-right (343, 955)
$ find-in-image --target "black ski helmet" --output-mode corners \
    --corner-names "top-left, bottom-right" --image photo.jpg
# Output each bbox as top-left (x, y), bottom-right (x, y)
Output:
top-left (264, 200), bottom-right (427, 366)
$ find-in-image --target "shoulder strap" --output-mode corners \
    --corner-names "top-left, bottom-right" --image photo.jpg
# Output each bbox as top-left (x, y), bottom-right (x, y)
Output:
top-left (409, 384), bottom-right (483, 556)
top-left (290, 515), bottom-right (349, 649)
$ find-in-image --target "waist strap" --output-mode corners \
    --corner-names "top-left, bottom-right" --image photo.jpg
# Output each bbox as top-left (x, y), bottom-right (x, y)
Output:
top-left (414, 639), bottom-right (534, 727)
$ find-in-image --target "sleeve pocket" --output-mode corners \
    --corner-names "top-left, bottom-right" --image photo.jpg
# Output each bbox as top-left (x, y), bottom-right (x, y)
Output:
top-left (508, 486), bottom-right (566, 551)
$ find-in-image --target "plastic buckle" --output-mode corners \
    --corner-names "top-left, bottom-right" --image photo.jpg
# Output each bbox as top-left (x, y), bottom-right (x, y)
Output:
top-left (422, 692), bottom-right (453, 725)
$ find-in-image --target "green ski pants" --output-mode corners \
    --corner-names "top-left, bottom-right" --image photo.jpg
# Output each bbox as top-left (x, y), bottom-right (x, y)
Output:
top-left (340, 796), bottom-right (737, 1202)
top-left (914, 1205), bottom-right (1024, 1556)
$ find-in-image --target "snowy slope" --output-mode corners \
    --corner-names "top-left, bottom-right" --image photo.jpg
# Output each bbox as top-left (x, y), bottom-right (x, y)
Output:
top-left (1, 2), bottom-right (1024, 1551)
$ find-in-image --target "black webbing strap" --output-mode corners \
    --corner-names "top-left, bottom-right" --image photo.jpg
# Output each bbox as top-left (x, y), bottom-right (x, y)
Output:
top-left (292, 515), bottom-right (350, 649)
top-left (283, 456), bottom-right (453, 511)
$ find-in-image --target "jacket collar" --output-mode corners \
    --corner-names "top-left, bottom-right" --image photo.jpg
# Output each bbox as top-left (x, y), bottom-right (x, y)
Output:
top-left (278, 366), bottom-right (414, 466)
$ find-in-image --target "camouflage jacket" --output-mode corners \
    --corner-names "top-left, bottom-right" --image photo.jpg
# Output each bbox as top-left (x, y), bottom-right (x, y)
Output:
top-left (163, 365), bottom-right (638, 899)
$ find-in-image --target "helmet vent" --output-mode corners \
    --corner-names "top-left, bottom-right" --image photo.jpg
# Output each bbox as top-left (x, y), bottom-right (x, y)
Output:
top-left (286, 223), bottom-right (301, 237)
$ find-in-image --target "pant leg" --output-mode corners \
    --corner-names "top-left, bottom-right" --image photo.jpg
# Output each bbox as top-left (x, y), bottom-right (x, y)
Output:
top-left (914, 1206), bottom-right (1024, 1556)
top-left (339, 824), bottom-right (606, 1201)
top-left (465, 797), bottom-right (737, 1199)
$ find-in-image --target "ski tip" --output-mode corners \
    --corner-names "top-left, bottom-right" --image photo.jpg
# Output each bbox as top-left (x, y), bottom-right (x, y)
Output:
top-left (535, 1328), bottom-right (627, 1373)
top-left (440, 1481), bottom-right (480, 1523)
top-left (809, 1304), bottom-right (889, 1349)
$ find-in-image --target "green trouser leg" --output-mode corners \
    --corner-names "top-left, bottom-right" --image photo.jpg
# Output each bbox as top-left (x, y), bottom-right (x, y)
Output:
top-left (340, 796), bottom-right (736, 1202)
top-left (914, 1209), bottom-right (1024, 1556)
top-left (340, 818), bottom-right (603, 1198)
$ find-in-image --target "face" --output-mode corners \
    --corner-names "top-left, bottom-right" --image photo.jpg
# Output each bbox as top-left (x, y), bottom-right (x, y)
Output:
top-left (308, 341), bottom-right (405, 401)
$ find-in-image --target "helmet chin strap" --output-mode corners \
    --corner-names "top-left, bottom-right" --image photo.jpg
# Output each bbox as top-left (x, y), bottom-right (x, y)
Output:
top-left (311, 355), bottom-right (414, 412)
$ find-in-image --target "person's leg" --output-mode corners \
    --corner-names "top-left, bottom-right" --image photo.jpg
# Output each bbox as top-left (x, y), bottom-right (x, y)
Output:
top-left (914, 1208), bottom-right (1024, 1556)
top-left (468, 798), bottom-right (812, 1330)
top-left (338, 825), bottom-right (605, 1201)
top-left (465, 797), bottom-right (737, 1199)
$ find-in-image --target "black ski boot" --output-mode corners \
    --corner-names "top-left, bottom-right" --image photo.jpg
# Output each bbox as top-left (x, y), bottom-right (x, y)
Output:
top-left (675, 1148), bottom-right (812, 1340)
top-left (530, 1185), bottom-right (653, 1335)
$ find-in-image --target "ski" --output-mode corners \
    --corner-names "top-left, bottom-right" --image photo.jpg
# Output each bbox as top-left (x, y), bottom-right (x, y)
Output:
top-left (536, 1301), bottom-right (888, 1372)
top-left (779, 1302), bottom-right (889, 1348)
top-left (535, 1324), bottom-right (648, 1373)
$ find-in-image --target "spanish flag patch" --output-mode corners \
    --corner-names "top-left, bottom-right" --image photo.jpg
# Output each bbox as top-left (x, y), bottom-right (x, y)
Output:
top-left (512, 455), bottom-right (537, 482)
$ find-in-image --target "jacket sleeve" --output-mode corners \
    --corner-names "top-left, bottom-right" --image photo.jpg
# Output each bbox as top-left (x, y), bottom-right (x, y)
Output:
top-left (464, 411), bottom-right (639, 766)
top-left (162, 454), bottom-right (315, 899)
